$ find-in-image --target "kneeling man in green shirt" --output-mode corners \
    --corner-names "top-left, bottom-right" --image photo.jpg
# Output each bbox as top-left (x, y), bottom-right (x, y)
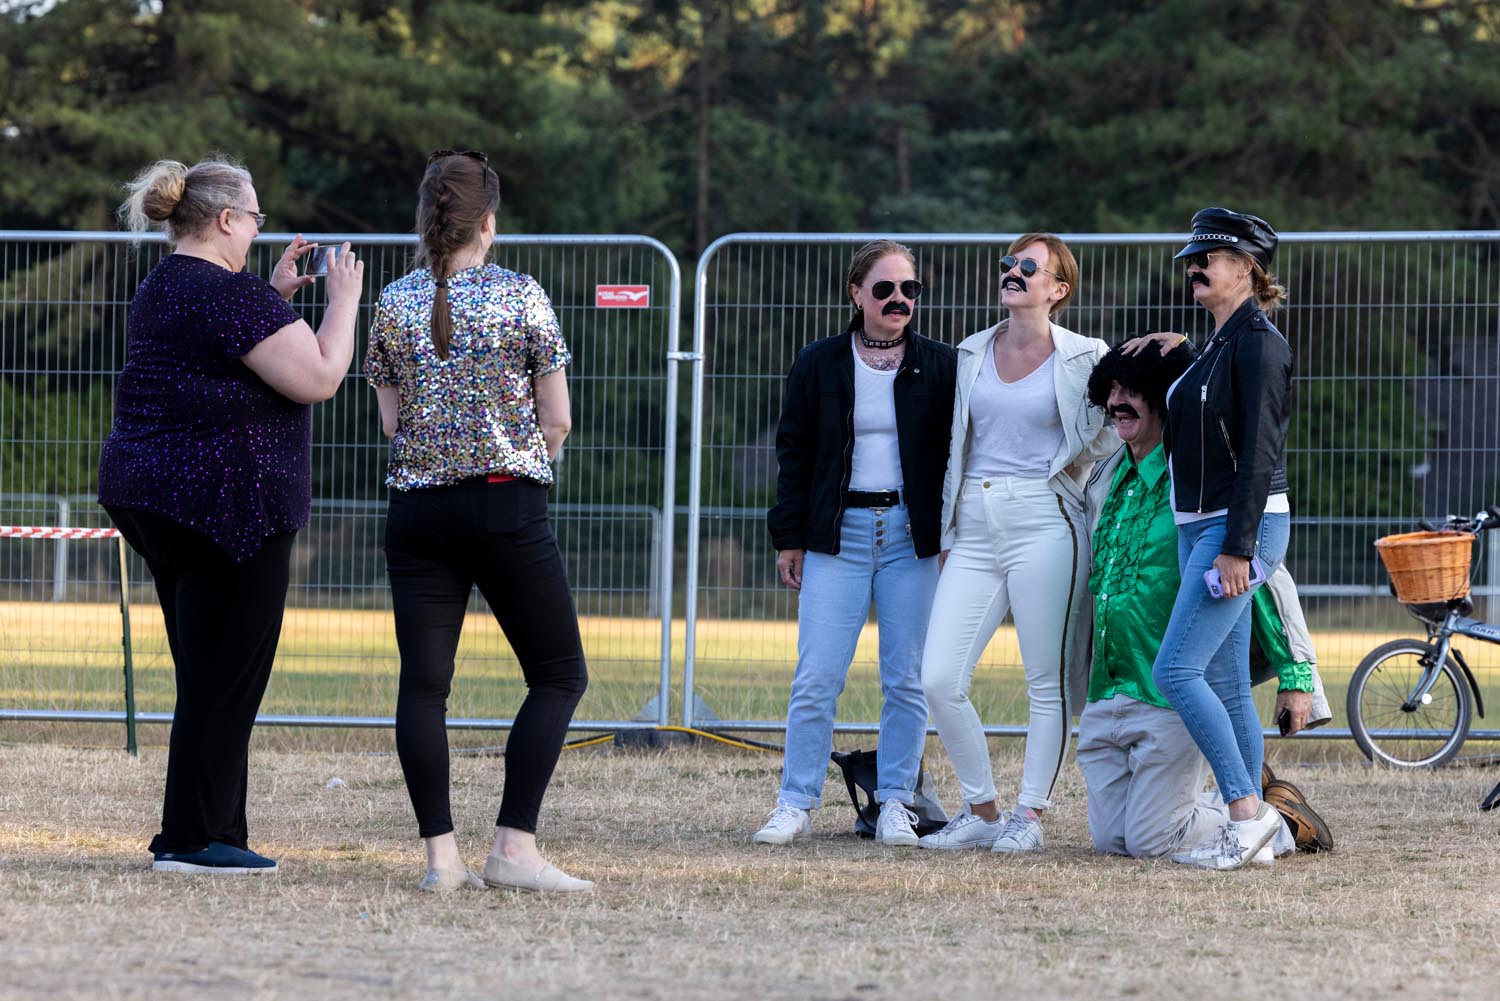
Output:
top-left (1079, 341), bottom-right (1333, 859)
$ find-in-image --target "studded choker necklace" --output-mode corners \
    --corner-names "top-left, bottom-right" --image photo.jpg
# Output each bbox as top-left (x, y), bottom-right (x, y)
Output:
top-left (858, 329), bottom-right (907, 349)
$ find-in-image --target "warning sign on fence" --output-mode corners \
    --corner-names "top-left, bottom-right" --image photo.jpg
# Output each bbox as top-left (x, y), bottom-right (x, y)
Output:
top-left (595, 284), bottom-right (650, 308)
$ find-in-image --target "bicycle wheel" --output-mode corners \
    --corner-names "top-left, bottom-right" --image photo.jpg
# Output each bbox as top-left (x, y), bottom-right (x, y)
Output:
top-left (1347, 638), bottom-right (1473, 768)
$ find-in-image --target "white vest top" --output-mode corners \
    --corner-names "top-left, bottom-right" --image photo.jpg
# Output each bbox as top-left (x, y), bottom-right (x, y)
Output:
top-left (849, 341), bottom-right (903, 490)
top-left (965, 351), bottom-right (1061, 479)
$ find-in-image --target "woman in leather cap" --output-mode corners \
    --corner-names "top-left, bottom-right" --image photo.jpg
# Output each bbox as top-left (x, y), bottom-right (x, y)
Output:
top-left (1131, 207), bottom-right (1296, 871)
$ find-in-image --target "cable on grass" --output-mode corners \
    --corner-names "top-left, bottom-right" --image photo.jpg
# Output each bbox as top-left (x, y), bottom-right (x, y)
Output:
top-left (561, 734), bottom-right (616, 750)
top-left (658, 726), bottom-right (783, 753)
top-left (555, 727), bottom-right (784, 754)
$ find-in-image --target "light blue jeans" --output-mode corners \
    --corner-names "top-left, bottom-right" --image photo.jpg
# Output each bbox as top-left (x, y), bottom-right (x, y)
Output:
top-left (1151, 513), bottom-right (1290, 806)
top-left (778, 504), bottom-right (938, 809)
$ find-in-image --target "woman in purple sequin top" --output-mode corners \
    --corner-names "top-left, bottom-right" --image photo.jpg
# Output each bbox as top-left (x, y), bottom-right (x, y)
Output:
top-left (364, 151), bottom-right (591, 893)
top-left (98, 156), bottom-right (364, 875)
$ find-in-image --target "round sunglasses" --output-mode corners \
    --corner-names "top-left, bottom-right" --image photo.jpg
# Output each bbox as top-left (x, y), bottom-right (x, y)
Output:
top-left (999, 255), bottom-right (1063, 280)
top-left (870, 279), bottom-right (924, 300)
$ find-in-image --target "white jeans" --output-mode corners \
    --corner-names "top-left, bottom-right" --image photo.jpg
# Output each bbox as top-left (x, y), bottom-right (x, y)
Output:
top-left (921, 477), bottom-right (1089, 810)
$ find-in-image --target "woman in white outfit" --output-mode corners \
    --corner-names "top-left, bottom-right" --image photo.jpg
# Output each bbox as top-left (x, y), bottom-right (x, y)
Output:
top-left (918, 233), bottom-right (1116, 853)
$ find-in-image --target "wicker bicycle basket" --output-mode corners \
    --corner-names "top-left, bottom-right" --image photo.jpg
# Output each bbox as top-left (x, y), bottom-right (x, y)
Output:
top-left (1374, 531), bottom-right (1475, 603)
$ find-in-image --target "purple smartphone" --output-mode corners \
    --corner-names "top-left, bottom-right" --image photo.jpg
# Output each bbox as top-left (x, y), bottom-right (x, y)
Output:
top-left (1204, 557), bottom-right (1266, 599)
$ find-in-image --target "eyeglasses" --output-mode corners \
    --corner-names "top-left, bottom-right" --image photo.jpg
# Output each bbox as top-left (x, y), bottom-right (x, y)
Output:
top-left (1181, 251), bottom-right (1228, 270)
top-left (870, 279), bottom-right (924, 301)
top-left (999, 255), bottom-right (1062, 280)
top-left (428, 149), bottom-right (490, 165)
top-left (232, 207), bottom-right (266, 229)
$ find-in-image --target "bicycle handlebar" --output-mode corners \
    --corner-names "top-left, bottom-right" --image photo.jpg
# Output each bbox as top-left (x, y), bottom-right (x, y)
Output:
top-left (1421, 506), bottom-right (1500, 534)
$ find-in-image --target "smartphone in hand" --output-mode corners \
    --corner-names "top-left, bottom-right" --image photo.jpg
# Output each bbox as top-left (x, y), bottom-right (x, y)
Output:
top-left (1276, 707), bottom-right (1293, 737)
top-left (303, 244), bottom-right (338, 276)
top-left (1204, 556), bottom-right (1266, 599)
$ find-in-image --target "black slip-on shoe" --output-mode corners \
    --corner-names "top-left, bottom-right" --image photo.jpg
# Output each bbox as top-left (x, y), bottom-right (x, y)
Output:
top-left (152, 842), bottom-right (279, 874)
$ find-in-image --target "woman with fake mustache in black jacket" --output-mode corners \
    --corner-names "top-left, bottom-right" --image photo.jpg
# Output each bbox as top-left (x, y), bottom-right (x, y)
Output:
top-left (1126, 207), bottom-right (1295, 871)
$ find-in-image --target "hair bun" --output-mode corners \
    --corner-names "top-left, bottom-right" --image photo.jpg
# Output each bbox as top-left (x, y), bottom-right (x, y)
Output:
top-left (142, 161), bottom-right (189, 222)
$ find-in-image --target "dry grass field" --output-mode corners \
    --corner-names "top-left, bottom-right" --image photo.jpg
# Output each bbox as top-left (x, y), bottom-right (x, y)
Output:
top-left (3, 734), bottom-right (1500, 1001)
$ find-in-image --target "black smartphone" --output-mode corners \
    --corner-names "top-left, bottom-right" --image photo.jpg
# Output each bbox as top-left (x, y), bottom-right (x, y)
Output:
top-left (1276, 707), bottom-right (1292, 737)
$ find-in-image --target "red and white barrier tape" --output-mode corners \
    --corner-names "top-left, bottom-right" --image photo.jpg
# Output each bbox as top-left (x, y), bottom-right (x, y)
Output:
top-left (0, 525), bottom-right (121, 539)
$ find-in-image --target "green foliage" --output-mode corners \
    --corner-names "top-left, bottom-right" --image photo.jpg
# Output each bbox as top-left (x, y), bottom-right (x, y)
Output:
top-left (3, 0), bottom-right (1499, 528)
top-left (3, 1), bottom-right (1497, 242)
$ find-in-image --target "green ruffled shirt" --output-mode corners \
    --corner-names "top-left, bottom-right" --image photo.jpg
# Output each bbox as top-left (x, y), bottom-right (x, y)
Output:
top-left (1088, 443), bottom-right (1313, 707)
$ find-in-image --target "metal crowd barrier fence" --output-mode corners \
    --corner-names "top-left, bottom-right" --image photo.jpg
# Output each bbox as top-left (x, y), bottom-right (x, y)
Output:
top-left (0, 230), bottom-right (682, 734)
top-left (7, 228), bottom-right (1500, 749)
top-left (685, 231), bottom-right (1500, 743)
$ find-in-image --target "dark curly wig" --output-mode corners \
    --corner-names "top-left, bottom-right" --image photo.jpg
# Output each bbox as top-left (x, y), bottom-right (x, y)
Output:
top-left (1086, 340), bottom-right (1196, 419)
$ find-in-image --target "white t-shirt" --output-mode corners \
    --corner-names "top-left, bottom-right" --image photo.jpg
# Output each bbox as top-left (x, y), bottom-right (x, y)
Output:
top-left (849, 342), bottom-right (903, 491)
top-left (965, 351), bottom-right (1061, 479)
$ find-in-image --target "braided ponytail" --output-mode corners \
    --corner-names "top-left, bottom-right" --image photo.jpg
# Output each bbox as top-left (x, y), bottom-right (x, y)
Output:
top-left (414, 155), bottom-right (502, 360)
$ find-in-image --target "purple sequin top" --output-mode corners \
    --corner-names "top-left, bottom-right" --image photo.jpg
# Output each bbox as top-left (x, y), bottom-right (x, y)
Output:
top-left (364, 264), bottom-right (571, 490)
top-left (98, 254), bottom-right (308, 563)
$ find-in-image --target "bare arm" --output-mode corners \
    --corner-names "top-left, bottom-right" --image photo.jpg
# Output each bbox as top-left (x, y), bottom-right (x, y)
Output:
top-left (534, 369), bottom-right (571, 460)
top-left (373, 385), bottom-right (399, 438)
top-left (242, 243), bottom-right (364, 404)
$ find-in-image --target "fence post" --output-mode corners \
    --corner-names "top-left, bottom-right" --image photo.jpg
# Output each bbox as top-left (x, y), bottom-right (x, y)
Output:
top-left (117, 534), bottom-right (137, 756)
top-left (52, 496), bottom-right (69, 602)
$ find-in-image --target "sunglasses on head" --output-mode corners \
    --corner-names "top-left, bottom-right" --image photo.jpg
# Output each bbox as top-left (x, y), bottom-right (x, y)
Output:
top-left (1181, 251), bottom-right (1228, 270)
top-left (999, 255), bottom-right (1062, 280)
top-left (870, 279), bottom-right (924, 301)
top-left (428, 149), bottom-right (490, 165)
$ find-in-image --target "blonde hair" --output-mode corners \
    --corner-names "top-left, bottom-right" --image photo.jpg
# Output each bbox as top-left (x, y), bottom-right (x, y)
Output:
top-left (844, 239), bottom-right (917, 332)
top-left (414, 155), bottom-right (503, 360)
top-left (118, 158), bottom-right (253, 244)
top-left (1006, 232), bottom-right (1079, 315)
top-left (1251, 263), bottom-right (1288, 314)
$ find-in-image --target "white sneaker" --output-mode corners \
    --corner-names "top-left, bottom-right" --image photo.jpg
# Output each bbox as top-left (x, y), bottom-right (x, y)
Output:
top-left (1270, 814), bottom-right (1296, 858)
top-left (875, 799), bottom-right (921, 847)
top-left (991, 810), bottom-right (1044, 854)
top-left (1248, 815), bottom-right (1295, 866)
top-left (917, 810), bottom-right (1007, 850)
top-left (1172, 804), bottom-right (1281, 871)
top-left (753, 804), bottom-right (811, 845)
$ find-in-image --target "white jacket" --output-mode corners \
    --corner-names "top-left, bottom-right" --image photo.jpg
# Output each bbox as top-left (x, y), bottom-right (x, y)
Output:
top-left (938, 318), bottom-right (1118, 551)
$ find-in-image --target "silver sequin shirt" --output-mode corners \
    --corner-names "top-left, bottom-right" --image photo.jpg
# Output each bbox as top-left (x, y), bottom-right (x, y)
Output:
top-left (364, 265), bottom-right (571, 489)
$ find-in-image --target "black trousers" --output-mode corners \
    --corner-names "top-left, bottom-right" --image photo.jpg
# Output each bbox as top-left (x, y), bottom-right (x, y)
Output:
top-left (385, 478), bottom-right (588, 837)
top-left (104, 505), bottom-right (294, 855)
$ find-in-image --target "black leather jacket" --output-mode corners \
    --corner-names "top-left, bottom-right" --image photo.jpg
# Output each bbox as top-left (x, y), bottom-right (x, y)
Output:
top-left (1163, 297), bottom-right (1293, 558)
top-left (767, 331), bottom-right (957, 558)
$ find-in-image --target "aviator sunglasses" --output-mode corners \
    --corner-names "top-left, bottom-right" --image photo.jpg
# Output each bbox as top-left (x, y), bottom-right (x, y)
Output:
top-left (1181, 251), bottom-right (1228, 270)
top-left (999, 255), bottom-right (1063, 280)
top-left (870, 279), bottom-right (925, 300)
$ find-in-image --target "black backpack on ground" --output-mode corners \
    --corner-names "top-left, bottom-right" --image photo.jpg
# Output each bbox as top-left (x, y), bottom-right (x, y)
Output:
top-left (830, 748), bottom-right (950, 838)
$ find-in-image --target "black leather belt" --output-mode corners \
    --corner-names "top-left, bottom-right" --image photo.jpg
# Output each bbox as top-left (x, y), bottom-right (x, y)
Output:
top-left (845, 489), bottom-right (902, 508)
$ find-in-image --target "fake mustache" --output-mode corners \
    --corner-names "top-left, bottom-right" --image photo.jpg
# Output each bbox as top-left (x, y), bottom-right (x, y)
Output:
top-left (1109, 405), bottom-right (1141, 421)
top-left (1189, 272), bottom-right (1211, 288)
top-left (882, 301), bottom-right (910, 316)
top-left (1001, 276), bottom-right (1028, 292)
